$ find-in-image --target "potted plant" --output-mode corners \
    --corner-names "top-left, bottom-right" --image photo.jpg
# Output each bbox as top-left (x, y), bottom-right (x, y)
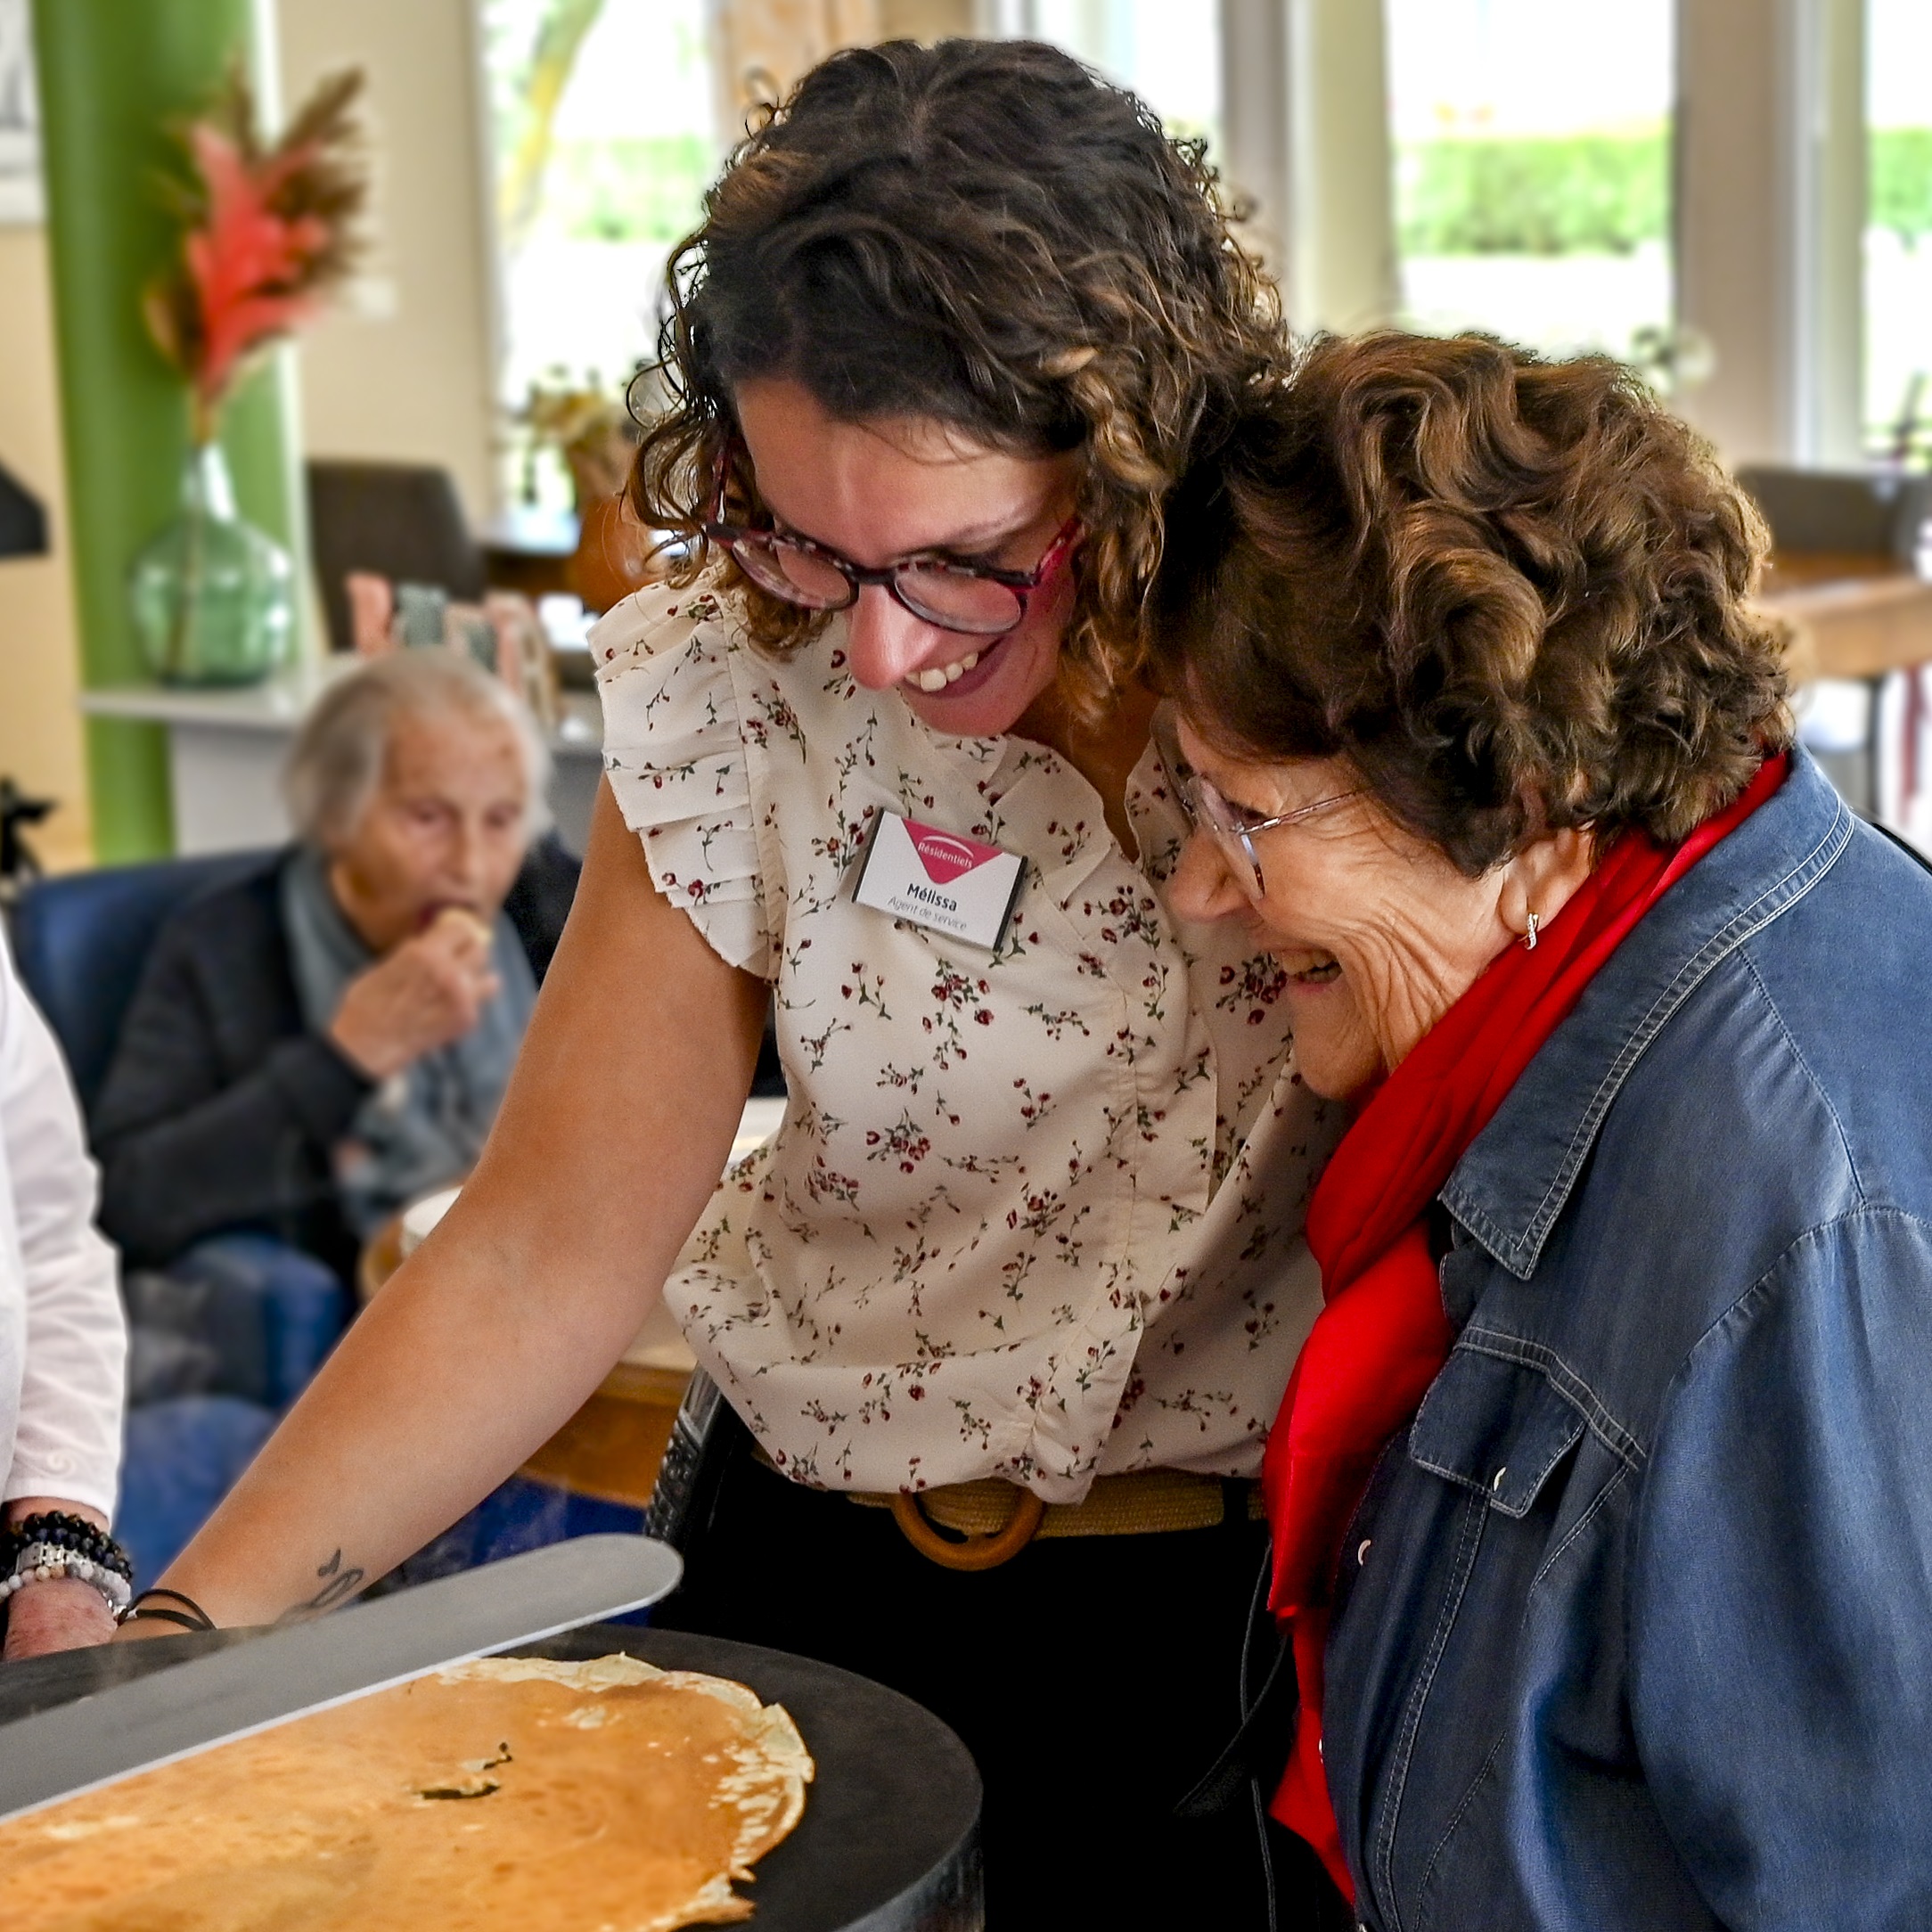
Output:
top-left (514, 371), bottom-right (658, 614)
top-left (129, 67), bottom-right (366, 686)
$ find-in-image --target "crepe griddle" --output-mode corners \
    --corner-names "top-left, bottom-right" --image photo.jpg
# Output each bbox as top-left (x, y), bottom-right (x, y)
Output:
top-left (0, 1621), bottom-right (982, 1932)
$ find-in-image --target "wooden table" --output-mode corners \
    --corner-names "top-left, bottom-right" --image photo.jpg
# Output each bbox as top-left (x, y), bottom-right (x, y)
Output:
top-left (358, 1213), bottom-right (692, 1511)
top-left (1757, 551), bottom-right (1932, 684)
top-left (478, 504), bottom-right (578, 602)
top-left (518, 1359), bottom-right (690, 1509)
top-left (356, 1102), bottom-right (783, 1511)
top-left (479, 499), bottom-right (661, 615)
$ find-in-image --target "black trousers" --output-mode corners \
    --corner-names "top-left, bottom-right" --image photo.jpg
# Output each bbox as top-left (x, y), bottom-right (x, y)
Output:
top-left (653, 1447), bottom-right (1350, 1930)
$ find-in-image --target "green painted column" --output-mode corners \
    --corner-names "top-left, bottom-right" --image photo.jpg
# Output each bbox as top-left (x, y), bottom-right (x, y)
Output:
top-left (31, 0), bottom-right (309, 861)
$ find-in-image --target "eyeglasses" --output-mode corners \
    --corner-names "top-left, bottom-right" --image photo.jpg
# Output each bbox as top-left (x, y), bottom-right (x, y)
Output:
top-left (702, 452), bottom-right (1081, 638)
top-left (1151, 708), bottom-right (1363, 900)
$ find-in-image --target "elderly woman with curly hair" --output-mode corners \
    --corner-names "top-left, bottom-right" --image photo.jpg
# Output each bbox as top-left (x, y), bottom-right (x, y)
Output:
top-left (1153, 333), bottom-right (1932, 1929)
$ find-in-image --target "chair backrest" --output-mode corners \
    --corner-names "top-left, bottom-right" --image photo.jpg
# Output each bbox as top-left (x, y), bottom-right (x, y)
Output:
top-left (1734, 465), bottom-right (1932, 566)
top-left (307, 460), bottom-right (487, 655)
top-left (11, 849), bottom-right (278, 1115)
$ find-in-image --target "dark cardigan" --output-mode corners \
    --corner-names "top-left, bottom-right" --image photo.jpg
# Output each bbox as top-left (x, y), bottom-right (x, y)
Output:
top-left (90, 839), bottom-right (580, 1281)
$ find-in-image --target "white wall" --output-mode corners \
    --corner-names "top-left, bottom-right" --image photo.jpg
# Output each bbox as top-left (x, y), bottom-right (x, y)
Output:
top-left (0, 224), bottom-right (90, 869)
top-left (275, 0), bottom-right (499, 524)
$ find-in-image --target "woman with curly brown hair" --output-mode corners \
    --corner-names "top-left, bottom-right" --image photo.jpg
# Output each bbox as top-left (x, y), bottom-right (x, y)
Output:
top-left (132, 39), bottom-right (1346, 1928)
top-left (1153, 332), bottom-right (1932, 1928)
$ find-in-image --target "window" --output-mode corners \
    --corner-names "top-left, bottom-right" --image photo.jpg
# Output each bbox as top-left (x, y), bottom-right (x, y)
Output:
top-left (481, 0), bottom-right (712, 501)
top-left (986, 1), bottom-right (1219, 156)
top-left (1866, 0), bottom-right (1932, 463)
top-left (0, 0), bottom-right (41, 225)
top-left (1384, 0), bottom-right (1674, 367)
top-left (484, 2), bottom-right (1221, 509)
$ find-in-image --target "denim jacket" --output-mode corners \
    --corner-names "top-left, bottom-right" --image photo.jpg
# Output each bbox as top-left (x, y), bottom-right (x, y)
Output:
top-left (1321, 749), bottom-right (1932, 1931)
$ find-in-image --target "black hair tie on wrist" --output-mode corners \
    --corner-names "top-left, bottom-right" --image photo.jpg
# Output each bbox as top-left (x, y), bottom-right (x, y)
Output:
top-left (122, 1587), bottom-right (218, 1633)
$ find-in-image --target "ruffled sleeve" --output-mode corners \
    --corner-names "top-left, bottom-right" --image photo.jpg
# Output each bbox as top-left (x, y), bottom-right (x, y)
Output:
top-left (592, 584), bottom-right (776, 978)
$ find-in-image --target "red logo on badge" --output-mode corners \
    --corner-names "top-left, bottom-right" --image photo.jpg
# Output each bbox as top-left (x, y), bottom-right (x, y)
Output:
top-left (906, 821), bottom-right (993, 885)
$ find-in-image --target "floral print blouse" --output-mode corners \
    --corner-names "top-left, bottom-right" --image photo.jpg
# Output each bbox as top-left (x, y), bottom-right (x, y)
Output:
top-left (594, 582), bottom-right (1342, 1503)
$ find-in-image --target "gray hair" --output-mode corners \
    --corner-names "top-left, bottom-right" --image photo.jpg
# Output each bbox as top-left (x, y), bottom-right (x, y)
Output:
top-left (282, 651), bottom-right (553, 847)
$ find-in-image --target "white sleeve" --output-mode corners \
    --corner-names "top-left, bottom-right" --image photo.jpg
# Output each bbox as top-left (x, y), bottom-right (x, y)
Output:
top-left (0, 936), bottom-right (126, 1519)
top-left (592, 581), bottom-right (776, 979)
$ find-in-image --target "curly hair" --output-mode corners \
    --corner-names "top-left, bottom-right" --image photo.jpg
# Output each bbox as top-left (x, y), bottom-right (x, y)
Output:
top-left (630, 37), bottom-right (1281, 714)
top-left (1149, 332), bottom-right (1793, 874)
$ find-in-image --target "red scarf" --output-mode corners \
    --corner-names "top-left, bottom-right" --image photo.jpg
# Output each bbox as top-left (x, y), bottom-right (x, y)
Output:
top-left (1264, 755), bottom-right (1788, 1902)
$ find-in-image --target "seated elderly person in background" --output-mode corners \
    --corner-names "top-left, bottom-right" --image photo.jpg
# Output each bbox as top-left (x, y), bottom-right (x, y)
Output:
top-left (1151, 334), bottom-right (1932, 1928)
top-left (93, 651), bottom-right (576, 1284)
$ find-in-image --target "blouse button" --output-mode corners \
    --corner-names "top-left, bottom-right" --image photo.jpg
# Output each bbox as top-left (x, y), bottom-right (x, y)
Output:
top-left (1355, 1538), bottom-right (1371, 1567)
top-left (1491, 1466), bottom-right (1507, 1491)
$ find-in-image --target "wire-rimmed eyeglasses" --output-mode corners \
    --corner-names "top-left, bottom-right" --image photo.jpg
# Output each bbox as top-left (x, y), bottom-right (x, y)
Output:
top-left (701, 451), bottom-right (1080, 639)
top-left (1151, 708), bottom-right (1363, 900)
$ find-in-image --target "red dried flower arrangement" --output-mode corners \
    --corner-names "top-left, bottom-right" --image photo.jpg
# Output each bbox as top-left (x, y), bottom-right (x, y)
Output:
top-left (145, 67), bottom-right (368, 441)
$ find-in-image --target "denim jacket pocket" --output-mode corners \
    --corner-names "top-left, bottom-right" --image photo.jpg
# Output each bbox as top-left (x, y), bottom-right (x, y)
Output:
top-left (1408, 1344), bottom-right (1587, 1519)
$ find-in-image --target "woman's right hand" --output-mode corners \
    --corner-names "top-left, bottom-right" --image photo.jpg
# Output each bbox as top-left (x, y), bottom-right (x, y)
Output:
top-left (328, 910), bottom-right (501, 1079)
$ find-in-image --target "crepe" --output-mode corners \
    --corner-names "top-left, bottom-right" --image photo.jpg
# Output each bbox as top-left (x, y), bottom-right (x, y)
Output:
top-left (0, 1654), bottom-right (813, 1931)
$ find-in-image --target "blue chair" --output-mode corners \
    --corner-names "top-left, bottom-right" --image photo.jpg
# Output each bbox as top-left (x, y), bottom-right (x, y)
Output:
top-left (11, 847), bottom-right (350, 1401)
top-left (12, 848), bottom-right (277, 1116)
top-left (129, 1233), bottom-right (349, 1410)
top-left (12, 850), bottom-right (350, 1577)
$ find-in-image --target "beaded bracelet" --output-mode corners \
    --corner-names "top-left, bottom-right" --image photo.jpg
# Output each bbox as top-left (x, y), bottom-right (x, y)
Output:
top-left (2, 1542), bottom-right (134, 1614)
top-left (1, 1511), bottom-right (136, 1618)
top-left (2, 1510), bottom-right (133, 1580)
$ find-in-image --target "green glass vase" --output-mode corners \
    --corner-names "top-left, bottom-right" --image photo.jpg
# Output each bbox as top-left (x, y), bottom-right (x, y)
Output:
top-left (129, 439), bottom-right (295, 686)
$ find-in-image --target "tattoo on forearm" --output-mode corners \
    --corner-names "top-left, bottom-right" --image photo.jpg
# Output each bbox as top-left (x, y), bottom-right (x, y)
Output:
top-left (282, 1547), bottom-right (366, 1620)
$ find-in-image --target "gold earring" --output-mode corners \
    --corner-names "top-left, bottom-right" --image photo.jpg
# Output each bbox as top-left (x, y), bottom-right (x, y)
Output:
top-left (1523, 911), bottom-right (1540, 952)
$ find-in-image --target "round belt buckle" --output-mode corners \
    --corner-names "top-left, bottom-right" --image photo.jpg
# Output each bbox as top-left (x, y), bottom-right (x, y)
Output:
top-left (890, 1486), bottom-right (1047, 1570)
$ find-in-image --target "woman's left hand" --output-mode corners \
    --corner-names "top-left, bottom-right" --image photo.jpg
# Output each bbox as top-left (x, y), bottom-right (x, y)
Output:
top-left (2, 1576), bottom-right (119, 1659)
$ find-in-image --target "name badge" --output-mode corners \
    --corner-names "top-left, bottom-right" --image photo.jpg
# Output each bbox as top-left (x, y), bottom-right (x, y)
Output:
top-left (853, 812), bottom-right (1027, 950)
